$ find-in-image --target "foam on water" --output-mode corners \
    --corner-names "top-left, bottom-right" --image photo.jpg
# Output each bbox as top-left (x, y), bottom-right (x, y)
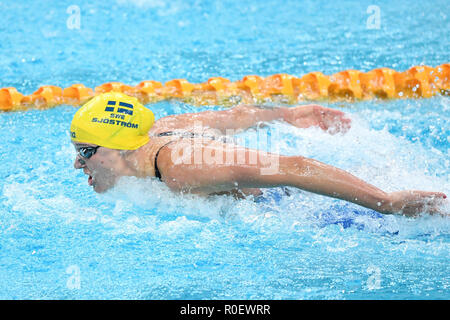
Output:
top-left (1, 99), bottom-right (448, 299)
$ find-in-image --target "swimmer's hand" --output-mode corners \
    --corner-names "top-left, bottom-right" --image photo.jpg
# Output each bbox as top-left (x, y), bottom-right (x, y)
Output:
top-left (283, 105), bottom-right (352, 134)
top-left (381, 191), bottom-right (447, 216)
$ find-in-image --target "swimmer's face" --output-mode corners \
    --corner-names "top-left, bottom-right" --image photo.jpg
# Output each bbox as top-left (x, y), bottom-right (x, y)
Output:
top-left (73, 142), bottom-right (127, 193)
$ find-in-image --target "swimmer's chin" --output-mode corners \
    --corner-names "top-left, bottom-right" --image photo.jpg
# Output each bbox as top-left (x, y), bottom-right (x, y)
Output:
top-left (92, 183), bottom-right (113, 194)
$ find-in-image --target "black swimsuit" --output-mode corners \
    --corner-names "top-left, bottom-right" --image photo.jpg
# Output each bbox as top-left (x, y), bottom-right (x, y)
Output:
top-left (153, 131), bottom-right (216, 180)
top-left (153, 131), bottom-right (275, 200)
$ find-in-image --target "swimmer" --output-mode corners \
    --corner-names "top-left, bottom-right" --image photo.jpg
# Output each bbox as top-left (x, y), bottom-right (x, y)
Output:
top-left (71, 92), bottom-right (447, 216)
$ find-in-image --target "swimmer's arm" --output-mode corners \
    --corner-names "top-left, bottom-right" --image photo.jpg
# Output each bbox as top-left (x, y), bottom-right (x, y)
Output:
top-left (164, 149), bottom-right (391, 212)
top-left (151, 104), bottom-right (351, 134)
top-left (158, 144), bottom-right (445, 215)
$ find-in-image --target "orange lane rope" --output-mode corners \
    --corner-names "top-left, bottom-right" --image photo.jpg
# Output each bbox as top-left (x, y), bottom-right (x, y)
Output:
top-left (0, 64), bottom-right (448, 112)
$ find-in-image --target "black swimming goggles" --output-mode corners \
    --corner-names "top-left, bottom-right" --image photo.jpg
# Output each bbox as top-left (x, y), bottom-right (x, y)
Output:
top-left (78, 146), bottom-right (101, 159)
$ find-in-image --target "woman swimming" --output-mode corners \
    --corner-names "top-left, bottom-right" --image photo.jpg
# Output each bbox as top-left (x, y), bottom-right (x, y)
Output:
top-left (70, 92), bottom-right (447, 216)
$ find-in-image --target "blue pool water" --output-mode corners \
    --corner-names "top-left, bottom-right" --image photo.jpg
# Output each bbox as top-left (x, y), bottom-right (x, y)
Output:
top-left (0, 0), bottom-right (449, 299)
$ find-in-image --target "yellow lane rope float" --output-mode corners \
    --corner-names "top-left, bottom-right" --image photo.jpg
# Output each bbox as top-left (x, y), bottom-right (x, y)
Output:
top-left (0, 64), bottom-right (448, 112)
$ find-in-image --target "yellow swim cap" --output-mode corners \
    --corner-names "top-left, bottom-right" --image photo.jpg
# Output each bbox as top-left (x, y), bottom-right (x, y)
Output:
top-left (70, 92), bottom-right (155, 150)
